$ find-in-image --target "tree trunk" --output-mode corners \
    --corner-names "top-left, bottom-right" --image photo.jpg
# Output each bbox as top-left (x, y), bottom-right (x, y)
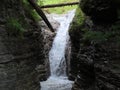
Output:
top-left (28, 0), bottom-right (54, 32)
top-left (40, 2), bottom-right (79, 8)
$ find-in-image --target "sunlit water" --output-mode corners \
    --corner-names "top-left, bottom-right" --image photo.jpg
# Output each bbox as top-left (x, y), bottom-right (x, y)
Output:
top-left (41, 10), bottom-right (76, 90)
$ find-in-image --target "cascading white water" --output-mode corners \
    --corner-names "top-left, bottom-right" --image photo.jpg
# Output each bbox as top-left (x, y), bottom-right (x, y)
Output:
top-left (41, 10), bottom-right (76, 90)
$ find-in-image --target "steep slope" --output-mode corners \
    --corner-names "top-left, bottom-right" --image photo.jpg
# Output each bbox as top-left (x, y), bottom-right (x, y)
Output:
top-left (0, 0), bottom-right (47, 90)
top-left (69, 0), bottom-right (120, 90)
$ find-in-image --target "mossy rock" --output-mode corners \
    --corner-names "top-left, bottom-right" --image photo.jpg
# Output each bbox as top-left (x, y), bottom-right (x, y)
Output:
top-left (6, 18), bottom-right (25, 38)
top-left (69, 7), bottom-right (85, 33)
top-left (82, 20), bottom-right (120, 44)
top-left (69, 7), bottom-right (85, 48)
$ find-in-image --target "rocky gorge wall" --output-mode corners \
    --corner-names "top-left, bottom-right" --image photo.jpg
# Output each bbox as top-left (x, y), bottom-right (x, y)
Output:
top-left (69, 0), bottom-right (120, 90)
top-left (0, 0), bottom-right (49, 90)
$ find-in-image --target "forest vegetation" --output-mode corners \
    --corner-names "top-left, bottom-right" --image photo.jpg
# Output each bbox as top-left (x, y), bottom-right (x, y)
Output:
top-left (38, 0), bottom-right (79, 14)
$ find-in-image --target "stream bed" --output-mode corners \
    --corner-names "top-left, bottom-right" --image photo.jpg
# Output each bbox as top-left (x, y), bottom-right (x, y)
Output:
top-left (41, 10), bottom-right (76, 90)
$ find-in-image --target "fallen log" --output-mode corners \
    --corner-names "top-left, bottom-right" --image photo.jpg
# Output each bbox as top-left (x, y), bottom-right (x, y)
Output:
top-left (27, 0), bottom-right (54, 32)
top-left (40, 2), bottom-right (79, 8)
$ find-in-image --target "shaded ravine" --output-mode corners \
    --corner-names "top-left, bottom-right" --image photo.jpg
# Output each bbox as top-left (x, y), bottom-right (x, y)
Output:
top-left (40, 10), bottom-right (76, 90)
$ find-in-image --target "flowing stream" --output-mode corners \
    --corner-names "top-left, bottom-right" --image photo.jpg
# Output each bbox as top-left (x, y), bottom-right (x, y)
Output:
top-left (41, 10), bottom-right (76, 90)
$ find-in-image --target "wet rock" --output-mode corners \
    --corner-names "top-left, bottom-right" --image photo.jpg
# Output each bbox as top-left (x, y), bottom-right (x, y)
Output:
top-left (40, 20), bottom-right (58, 79)
top-left (69, 3), bottom-right (120, 90)
top-left (65, 40), bottom-right (71, 76)
top-left (68, 7), bottom-right (85, 80)
top-left (0, 27), bottom-right (42, 90)
top-left (39, 13), bottom-right (62, 78)
top-left (0, 0), bottom-right (47, 90)
top-left (39, 13), bottom-right (60, 32)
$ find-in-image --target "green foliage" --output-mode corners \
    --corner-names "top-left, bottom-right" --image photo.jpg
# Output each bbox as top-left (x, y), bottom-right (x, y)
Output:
top-left (30, 10), bottom-right (41, 21)
top-left (23, 0), bottom-right (41, 21)
top-left (37, 0), bottom-right (44, 6)
top-left (42, 0), bottom-right (79, 14)
top-left (111, 22), bottom-right (120, 44)
top-left (69, 7), bottom-right (85, 33)
top-left (112, 22), bottom-right (120, 31)
top-left (83, 31), bottom-right (106, 44)
top-left (6, 18), bottom-right (25, 38)
top-left (74, 7), bottom-right (85, 26)
top-left (82, 22), bottom-right (120, 44)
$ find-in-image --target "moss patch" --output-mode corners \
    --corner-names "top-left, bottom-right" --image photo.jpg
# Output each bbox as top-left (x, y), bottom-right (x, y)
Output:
top-left (69, 7), bottom-right (85, 33)
top-left (6, 17), bottom-right (25, 38)
top-left (82, 21), bottom-right (120, 45)
top-left (23, 0), bottom-right (41, 22)
top-left (83, 31), bottom-right (106, 44)
top-left (69, 6), bottom-right (120, 45)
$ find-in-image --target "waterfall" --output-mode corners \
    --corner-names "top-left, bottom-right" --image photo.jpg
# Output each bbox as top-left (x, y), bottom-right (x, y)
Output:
top-left (41, 10), bottom-right (76, 90)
